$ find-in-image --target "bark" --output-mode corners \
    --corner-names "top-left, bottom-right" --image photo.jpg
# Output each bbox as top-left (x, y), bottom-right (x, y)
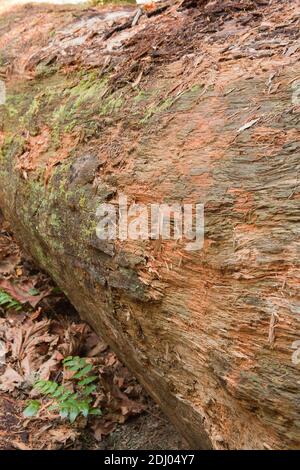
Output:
top-left (0, 1), bottom-right (299, 449)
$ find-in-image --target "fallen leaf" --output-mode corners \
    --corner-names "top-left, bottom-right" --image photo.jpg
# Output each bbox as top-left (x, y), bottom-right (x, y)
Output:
top-left (11, 440), bottom-right (31, 450)
top-left (30, 307), bottom-right (43, 321)
top-left (0, 253), bottom-right (20, 275)
top-left (16, 267), bottom-right (23, 277)
top-left (112, 384), bottom-right (146, 417)
top-left (0, 279), bottom-right (50, 308)
top-left (106, 353), bottom-right (117, 367)
top-left (92, 421), bottom-right (116, 441)
top-left (4, 319), bottom-right (60, 387)
top-left (0, 366), bottom-right (23, 392)
top-left (38, 354), bottom-right (59, 380)
top-left (87, 340), bottom-right (108, 357)
top-left (49, 427), bottom-right (78, 444)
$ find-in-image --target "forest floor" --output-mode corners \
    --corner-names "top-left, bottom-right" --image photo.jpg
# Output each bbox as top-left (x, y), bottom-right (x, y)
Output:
top-left (0, 211), bottom-right (188, 450)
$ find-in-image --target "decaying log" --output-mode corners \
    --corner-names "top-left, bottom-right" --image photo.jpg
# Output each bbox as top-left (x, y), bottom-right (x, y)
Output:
top-left (0, 1), bottom-right (299, 449)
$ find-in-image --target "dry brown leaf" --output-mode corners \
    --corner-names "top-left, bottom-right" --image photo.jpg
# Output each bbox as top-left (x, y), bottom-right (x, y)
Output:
top-left (9, 327), bottom-right (23, 358)
top-left (4, 319), bottom-right (60, 387)
top-left (16, 267), bottom-right (23, 277)
top-left (92, 421), bottom-right (116, 441)
top-left (0, 366), bottom-right (23, 392)
top-left (30, 307), bottom-right (43, 321)
top-left (11, 440), bottom-right (31, 450)
top-left (0, 252), bottom-right (20, 275)
top-left (87, 340), bottom-right (108, 357)
top-left (58, 322), bottom-right (88, 357)
top-left (106, 353), bottom-right (117, 367)
top-left (0, 279), bottom-right (50, 308)
top-left (49, 427), bottom-right (78, 444)
top-left (38, 354), bottom-right (59, 380)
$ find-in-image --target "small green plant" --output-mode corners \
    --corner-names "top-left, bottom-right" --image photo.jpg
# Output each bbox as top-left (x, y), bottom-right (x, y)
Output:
top-left (24, 356), bottom-right (101, 423)
top-left (0, 290), bottom-right (22, 311)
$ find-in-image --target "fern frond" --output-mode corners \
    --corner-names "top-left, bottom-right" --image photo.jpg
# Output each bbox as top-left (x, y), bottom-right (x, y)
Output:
top-left (25, 356), bottom-right (101, 423)
top-left (0, 290), bottom-right (22, 311)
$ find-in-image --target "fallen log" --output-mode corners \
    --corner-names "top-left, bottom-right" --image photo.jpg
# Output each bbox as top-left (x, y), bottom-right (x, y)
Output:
top-left (0, 1), bottom-right (299, 449)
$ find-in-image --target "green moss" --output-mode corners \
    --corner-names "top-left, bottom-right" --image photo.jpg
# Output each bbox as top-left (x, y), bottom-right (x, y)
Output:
top-left (81, 218), bottom-right (98, 240)
top-left (140, 97), bottom-right (175, 124)
top-left (3, 91), bottom-right (27, 121)
top-left (133, 90), bottom-right (148, 103)
top-left (133, 88), bottom-right (158, 105)
top-left (49, 212), bottom-right (62, 230)
top-left (34, 244), bottom-right (49, 265)
top-left (21, 94), bottom-right (45, 134)
top-left (47, 71), bottom-right (123, 142)
top-left (35, 63), bottom-right (59, 79)
top-left (79, 193), bottom-right (87, 209)
top-left (0, 134), bottom-right (25, 163)
top-left (100, 93), bottom-right (123, 115)
top-left (1, 66), bottom-right (127, 157)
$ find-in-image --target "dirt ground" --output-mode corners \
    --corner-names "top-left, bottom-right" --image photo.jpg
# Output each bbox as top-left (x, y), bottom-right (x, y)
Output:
top-left (0, 211), bottom-right (188, 450)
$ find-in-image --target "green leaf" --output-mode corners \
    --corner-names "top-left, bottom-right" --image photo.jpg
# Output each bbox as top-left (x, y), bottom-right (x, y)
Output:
top-left (63, 356), bottom-right (75, 363)
top-left (59, 405), bottom-right (69, 419)
top-left (69, 405), bottom-right (79, 423)
top-left (63, 356), bottom-right (86, 371)
top-left (36, 380), bottom-right (53, 394)
top-left (81, 384), bottom-right (97, 396)
top-left (23, 400), bottom-right (40, 418)
top-left (47, 382), bottom-right (58, 394)
top-left (78, 401), bottom-right (90, 418)
top-left (0, 290), bottom-right (22, 311)
top-left (29, 357), bottom-right (99, 423)
top-left (89, 408), bottom-right (102, 416)
top-left (73, 364), bottom-right (93, 379)
top-left (28, 288), bottom-right (40, 296)
top-left (34, 380), bottom-right (59, 396)
top-left (51, 287), bottom-right (62, 294)
top-left (58, 390), bottom-right (74, 401)
top-left (64, 397), bottom-right (79, 408)
top-left (52, 385), bottom-right (65, 398)
top-left (78, 375), bottom-right (98, 387)
top-left (67, 365), bottom-right (80, 372)
top-left (35, 380), bottom-right (49, 392)
top-left (48, 404), bottom-right (59, 411)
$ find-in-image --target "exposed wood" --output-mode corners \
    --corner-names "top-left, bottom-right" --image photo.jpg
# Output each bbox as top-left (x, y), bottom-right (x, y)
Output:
top-left (0, 0), bottom-right (299, 449)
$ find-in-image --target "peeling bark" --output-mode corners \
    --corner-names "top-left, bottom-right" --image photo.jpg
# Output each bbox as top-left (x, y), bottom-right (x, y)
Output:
top-left (0, 1), bottom-right (299, 449)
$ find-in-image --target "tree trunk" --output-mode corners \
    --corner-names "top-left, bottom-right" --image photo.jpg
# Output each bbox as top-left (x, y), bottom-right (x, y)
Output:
top-left (0, 1), bottom-right (299, 449)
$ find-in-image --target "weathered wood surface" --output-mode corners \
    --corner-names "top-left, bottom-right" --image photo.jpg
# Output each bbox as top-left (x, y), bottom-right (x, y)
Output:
top-left (0, 1), bottom-right (299, 449)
